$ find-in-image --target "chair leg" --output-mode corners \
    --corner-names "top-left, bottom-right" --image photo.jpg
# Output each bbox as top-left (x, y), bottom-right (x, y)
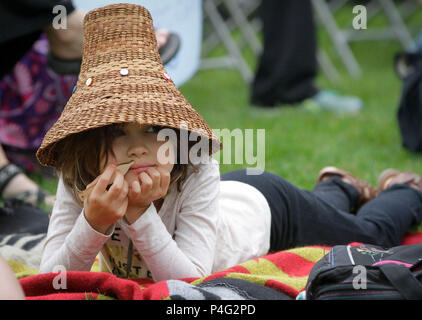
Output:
top-left (311, 0), bottom-right (362, 78)
top-left (201, 0), bottom-right (253, 83)
top-left (378, 0), bottom-right (416, 51)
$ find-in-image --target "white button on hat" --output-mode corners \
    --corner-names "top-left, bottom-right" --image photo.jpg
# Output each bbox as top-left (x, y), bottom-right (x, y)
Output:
top-left (120, 68), bottom-right (129, 76)
top-left (85, 78), bottom-right (93, 86)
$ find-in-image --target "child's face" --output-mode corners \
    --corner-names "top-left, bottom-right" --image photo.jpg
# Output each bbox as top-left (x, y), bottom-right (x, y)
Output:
top-left (103, 122), bottom-right (175, 186)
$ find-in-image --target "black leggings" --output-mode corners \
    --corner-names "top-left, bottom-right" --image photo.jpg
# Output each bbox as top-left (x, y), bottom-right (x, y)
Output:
top-left (251, 0), bottom-right (318, 106)
top-left (221, 170), bottom-right (422, 251)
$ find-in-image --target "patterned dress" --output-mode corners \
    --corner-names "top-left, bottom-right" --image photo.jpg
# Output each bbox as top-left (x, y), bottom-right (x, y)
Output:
top-left (0, 34), bottom-right (77, 173)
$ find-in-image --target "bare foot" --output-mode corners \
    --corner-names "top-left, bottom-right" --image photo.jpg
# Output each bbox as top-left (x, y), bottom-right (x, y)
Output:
top-left (2, 173), bottom-right (56, 207)
top-left (155, 29), bottom-right (169, 49)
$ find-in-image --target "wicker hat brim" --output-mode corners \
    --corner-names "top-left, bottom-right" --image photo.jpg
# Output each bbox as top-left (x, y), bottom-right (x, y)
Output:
top-left (36, 91), bottom-right (221, 167)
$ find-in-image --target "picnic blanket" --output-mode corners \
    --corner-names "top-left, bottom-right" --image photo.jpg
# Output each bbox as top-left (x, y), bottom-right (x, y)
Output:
top-left (6, 231), bottom-right (422, 300)
top-left (2, 201), bottom-right (422, 300)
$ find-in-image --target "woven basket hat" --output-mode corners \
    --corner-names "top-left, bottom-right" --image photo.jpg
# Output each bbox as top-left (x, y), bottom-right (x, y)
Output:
top-left (36, 3), bottom-right (221, 167)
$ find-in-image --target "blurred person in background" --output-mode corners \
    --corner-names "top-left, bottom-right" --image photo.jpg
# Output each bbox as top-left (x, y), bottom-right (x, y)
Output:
top-left (251, 0), bottom-right (363, 113)
top-left (0, 0), bottom-right (83, 208)
top-left (0, 1), bottom-right (178, 208)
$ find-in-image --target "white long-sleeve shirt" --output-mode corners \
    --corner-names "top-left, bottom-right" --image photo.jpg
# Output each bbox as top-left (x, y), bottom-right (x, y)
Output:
top-left (40, 157), bottom-right (271, 282)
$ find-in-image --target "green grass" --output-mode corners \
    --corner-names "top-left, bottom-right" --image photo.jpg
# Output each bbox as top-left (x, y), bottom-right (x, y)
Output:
top-left (178, 5), bottom-right (422, 190)
top-left (32, 5), bottom-right (422, 223)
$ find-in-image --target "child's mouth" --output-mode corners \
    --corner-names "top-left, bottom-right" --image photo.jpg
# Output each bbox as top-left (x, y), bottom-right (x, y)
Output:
top-left (130, 163), bottom-right (155, 173)
top-left (133, 167), bottom-right (154, 173)
top-left (117, 160), bottom-right (135, 176)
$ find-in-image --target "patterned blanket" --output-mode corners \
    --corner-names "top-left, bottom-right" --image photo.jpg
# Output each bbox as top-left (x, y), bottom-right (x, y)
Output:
top-left (7, 231), bottom-right (422, 300)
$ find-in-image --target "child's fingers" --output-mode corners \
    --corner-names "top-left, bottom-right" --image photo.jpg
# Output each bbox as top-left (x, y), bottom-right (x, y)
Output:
top-left (146, 167), bottom-right (161, 189)
top-left (117, 181), bottom-right (129, 205)
top-left (139, 172), bottom-right (153, 192)
top-left (79, 173), bottom-right (103, 202)
top-left (122, 180), bottom-right (129, 196)
top-left (156, 167), bottom-right (171, 191)
top-left (85, 175), bottom-right (101, 190)
top-left (117, 197), bottom-right (129, 215)
top-left (96, 164), bottom-right (117, 192)
top-left (129, 180), bottom-right (141, 199)
top-left (108, 169), bottom-right (126, 198)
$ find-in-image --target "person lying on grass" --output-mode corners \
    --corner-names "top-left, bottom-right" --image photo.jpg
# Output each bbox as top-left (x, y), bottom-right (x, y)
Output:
top-left (37, 4), bottom-right (422, 282)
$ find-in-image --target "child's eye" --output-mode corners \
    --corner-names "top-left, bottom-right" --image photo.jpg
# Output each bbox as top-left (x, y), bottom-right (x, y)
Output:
top-left (110, 128), bottom-right (126, 138)
top-left (145, 126), bottom-right (161, 133)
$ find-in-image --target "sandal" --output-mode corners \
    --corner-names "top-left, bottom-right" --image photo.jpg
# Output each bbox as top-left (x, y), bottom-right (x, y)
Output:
top-left (158, 32), bottom-right (180, 65)
top-left (377, 168), bottom-right (422, 194)
top-left (47, 32), bottom-right (181, 75)
top-left (317, 166), bottom-right (377, 206)
top-left (0, 163), bottom-right (55, 208)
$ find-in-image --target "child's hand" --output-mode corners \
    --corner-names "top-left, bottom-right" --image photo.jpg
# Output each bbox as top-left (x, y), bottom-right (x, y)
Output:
top-left (125, 167), bottom-right (171, 224)
top-left (84, 164), bottom-right (129, 234)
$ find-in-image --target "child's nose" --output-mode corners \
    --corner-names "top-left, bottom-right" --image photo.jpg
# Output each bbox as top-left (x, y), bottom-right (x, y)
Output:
top-left (128, 141), bottom-right (148, 158)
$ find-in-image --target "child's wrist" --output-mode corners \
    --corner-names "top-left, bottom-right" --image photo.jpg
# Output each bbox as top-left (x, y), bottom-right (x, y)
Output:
top-left (85, 215), bottom-right (113, 235)
top-left (124, 204), bottom-right (151, 225)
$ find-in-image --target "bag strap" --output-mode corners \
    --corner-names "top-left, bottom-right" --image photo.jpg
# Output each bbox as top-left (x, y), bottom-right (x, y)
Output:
top-left (379, 264), bottom-right (422, 300)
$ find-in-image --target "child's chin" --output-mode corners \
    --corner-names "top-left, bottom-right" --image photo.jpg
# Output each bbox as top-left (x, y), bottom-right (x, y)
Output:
top-left (124, 173), bottom-right (139, 186)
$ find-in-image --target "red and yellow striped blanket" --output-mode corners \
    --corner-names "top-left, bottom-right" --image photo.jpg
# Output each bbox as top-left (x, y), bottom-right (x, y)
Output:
top-left (10, 231), bottom-right (422, 300)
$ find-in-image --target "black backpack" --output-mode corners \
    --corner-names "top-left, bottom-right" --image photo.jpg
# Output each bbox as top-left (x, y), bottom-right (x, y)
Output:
top-left (305, 243), bottom-right (422, 300)
top-left (395, 52), bottom-right (422, 153)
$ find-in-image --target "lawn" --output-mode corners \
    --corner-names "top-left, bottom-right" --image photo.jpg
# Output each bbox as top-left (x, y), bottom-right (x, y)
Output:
top-left (180, 4), bottom-right (422, 191)
top-left (34, 4), bottom-right (422, 209)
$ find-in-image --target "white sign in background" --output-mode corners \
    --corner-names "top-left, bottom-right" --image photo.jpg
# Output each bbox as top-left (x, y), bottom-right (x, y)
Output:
top-left (72, 0), bottom-right (202, 87)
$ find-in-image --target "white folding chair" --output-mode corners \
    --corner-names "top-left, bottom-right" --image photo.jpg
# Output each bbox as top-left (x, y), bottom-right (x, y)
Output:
top-left (200, 0), bottom-right (341, 84)
top-left (200, 0), bottom-right (261, 83)
top-left (312, 0), bottom-right (420, 78)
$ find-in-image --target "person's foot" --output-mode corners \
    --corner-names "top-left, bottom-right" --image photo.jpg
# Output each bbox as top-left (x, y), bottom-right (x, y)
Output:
top-left (303, 90), bottom-right (363, 114)
top-left (156, 29), bottom-right (181, 65)
top-left (155, 29), bottom-right (169, 49)
top-left (377, 169), bottom-right (422, 194)
top-left (3, 174), bottom-right (55, 206)
top-left (317, 166), bottom-right (377, 206)
top-left (0, 163), bottom-right (55, 208)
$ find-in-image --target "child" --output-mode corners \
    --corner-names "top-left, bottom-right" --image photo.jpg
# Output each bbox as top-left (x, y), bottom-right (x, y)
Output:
top-left (37, 4), bottom-right (422, 282)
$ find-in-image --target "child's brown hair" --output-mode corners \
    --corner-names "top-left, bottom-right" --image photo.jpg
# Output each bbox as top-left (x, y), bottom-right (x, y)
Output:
top-left (54, 123), bottom-right (198, 204)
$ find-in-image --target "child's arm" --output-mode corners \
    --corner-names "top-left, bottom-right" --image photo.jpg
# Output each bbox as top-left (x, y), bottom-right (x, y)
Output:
top-left (40, 174), bottom-right (113, 273)
top-left (119, 159), bottom-right (220, 281)
top-left (41, 164), bottom-right (130, 273)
